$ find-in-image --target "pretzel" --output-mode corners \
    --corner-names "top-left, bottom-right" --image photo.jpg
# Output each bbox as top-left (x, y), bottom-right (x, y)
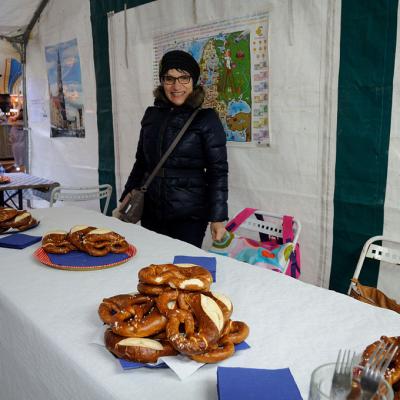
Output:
top-left (104, 328), bottom-right (178, 363)
top-left (42, 231), bottom-right (76, 254)
top-left (82, 228), bottom-right (117, 256)
top-left (205, 292), bottom-right (233, 322)
top-left (138, 263), bottom-right (213, 291)
top-left (101, 294), bottom-right (167, 338)
top-left (166, 293), bottom-right (223, 355)
top-left (16, 215), bottom-right (38, 231)
top-left (137, 282), bottom-right (170, 296)
top-left (107, 232), bottom-right (129, 253)
top-left (0, 208), bottom-right (18, 223)
top-left (155, 290), bottom-right (179, 316)
top-left (362, 336), bottom-right (400, 387)
top-left (224, 320), bottom-right (249, 344)
top-left (98, 293), bottom-right (154, 325)
top-left (190, 336), bottom-right (235, 364)
top-left (67, 225), bottom-right (96, 251)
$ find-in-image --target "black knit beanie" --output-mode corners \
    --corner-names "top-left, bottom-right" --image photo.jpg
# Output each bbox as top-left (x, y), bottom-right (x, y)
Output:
top-left (159, 50), bottom-right (200, 84)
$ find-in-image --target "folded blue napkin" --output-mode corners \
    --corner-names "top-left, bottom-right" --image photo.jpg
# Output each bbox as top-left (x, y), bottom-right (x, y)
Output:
top-left (48, 251), bottom-right (129, 267)
top-left (119, 359), bottom-right (168, 369)
top-left (217, 367), bottom-right (303, 400)
top-left (0, 233), bottom-right (42, 249)
top-left (119, 342), bottom-right (250, 370)
top-left (173, 255), bottom-right (217, 281)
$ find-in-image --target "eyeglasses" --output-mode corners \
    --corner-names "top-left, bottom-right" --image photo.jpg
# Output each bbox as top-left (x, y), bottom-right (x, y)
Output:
top-left (161, 75), bottom-right (192, 85)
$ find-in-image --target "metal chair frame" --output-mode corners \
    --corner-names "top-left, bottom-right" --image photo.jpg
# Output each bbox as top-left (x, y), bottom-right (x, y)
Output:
top-left (49, 185), bottom-right (112, 215)
top-left (348, 235), bottom-right (400, 295)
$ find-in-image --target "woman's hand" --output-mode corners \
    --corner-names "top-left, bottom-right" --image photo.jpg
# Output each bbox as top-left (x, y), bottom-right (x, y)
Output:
top-left (119, 192), bottom-right (131, 211)
top-left (210, 222), bottom-right (226, 242)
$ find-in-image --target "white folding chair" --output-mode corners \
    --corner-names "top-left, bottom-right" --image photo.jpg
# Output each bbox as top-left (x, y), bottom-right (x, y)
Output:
top-left (348, 235), bottom-right (400, 295)
top-left (49, 185), bottom-right (112, 215)
top-left (234, 210), bottom-right (302, 272)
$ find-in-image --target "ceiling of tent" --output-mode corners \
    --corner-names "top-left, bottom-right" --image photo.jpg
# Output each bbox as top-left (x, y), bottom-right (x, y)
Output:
top-left (0, 0), bottom-right (42, 38)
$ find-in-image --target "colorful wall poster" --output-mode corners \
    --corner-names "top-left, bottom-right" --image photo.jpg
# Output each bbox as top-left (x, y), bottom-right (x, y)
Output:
top-left (154, 13), bottom-right (269, 144)
top-left (45, 38), bottom-right (85, 138)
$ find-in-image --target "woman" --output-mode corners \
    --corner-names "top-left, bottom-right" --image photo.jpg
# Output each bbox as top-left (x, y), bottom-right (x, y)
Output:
top-left (9, 109), bottom-right (25, 169)
top-left (119, 50), bottom-right (228, 248)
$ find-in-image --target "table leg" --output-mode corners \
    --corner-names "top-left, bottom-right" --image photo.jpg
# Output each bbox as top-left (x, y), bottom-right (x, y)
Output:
top-left (18, 190), bottom-right (23, 210)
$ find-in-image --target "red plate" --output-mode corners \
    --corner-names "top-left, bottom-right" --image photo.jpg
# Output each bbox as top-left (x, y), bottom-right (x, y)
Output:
top-left (33, 244), bottom-right (137, 271)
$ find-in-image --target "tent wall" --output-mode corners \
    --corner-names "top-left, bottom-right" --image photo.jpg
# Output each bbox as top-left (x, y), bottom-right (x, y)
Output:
top-left (103, 0), bottom-right (341, 287)
top-left (26, 0), bottom-right (100, 204)
top-left (22, 0), bottom-right (400, 294)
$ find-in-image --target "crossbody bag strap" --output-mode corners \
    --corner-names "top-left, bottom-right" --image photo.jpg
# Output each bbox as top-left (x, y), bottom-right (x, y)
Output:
top-left (141, 107), bottom-right (201, 191)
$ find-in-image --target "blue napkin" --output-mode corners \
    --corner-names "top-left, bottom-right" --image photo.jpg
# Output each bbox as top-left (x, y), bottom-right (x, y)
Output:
top-left (48, 251), bottom-right (129, 267)
top-left (118, 359), bottom-right (168, 370)
top-left (217, 367), bottom-right (303, 400)
top-left (119, 342), bottom-right (250, 370)
top-left (173, 255), bottom-right (217, 281)
top-left (0, 233), bottom-right (42, 249)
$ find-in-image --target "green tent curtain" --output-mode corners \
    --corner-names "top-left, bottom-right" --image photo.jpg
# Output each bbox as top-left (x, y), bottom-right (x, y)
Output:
top-left (330, 0), bottom-right (398, 293)
top-left (89, 0), bottom-right (154, 214)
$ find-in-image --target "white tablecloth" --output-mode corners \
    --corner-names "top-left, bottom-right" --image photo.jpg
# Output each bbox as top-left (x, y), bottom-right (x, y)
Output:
top-left (1, 206), bottom-right (400, 400)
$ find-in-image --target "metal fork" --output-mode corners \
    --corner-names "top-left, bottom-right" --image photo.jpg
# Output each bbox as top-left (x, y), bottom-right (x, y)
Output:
top-left (360, 341), bottom-right (398, 399)
top-left (330, 349), bottom-right (356, 399)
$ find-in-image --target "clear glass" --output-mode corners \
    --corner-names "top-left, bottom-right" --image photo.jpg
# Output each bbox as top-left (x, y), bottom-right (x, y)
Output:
top-left (309, 362), bottom-right (394, 400)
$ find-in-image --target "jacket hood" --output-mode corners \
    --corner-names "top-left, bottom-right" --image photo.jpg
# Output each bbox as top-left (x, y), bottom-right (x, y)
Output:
top-left (153, 85), bottom-right (205, 109)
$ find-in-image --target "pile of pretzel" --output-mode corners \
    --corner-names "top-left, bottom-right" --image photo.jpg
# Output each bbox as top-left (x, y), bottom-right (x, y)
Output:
top-left (0, 175), bottom-right (11, 184)
top-left (98, 263), bottom-right (250, 364)
top-left (42, 225), bottom-right (129, 256)
top-left (0, 207), bottom-right (38, 233)
top-left (359, 336), bottom-right (400, 399)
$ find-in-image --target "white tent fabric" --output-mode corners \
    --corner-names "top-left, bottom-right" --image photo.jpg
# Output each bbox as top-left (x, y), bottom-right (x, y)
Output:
top-left (0, 0), bottom-right (42, 37)
top-left (25, 0), bottom-right (100, 193)
top-left (379, 4), bottom-right (400, 300)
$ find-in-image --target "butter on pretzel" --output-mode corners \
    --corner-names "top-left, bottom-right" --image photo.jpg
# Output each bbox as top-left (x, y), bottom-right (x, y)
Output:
top-left (104, 328), bottom-right (178, 363)
top-left (138, 263), bottom-right (213, 292)
top-left (42, 231), bottom-right (76, 254)
top-left (166, 293), bottom-right (224, 355)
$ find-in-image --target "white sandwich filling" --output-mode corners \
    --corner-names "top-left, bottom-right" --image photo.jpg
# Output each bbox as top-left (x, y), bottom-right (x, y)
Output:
top-left (174, 263), bottom-right (197, 268)
top-left (200, 294), bottom-right (224, 332)
top-left (179, 278), bottom-right (203, 289)
top-left (117, 337), bottom-right (163, 350)
top-left (15, 212), bottom-right (30, 222)
top-left (89, 228), bottom-right (112, 235)
top-left (44, 230), bottom-right (67, 236)
top-left (212, 292), bottom-right (232, 311)
top-left (70, 225), bottom-right (88, 233)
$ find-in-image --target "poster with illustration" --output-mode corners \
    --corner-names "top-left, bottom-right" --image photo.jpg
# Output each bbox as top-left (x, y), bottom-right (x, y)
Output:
top-left (154, 13), bottom-right (269, 144)
top-left (45, 38), bottom-right (85, 138)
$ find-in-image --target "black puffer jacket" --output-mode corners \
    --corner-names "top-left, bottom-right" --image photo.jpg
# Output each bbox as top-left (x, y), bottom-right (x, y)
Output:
top-left (121, 86), bottom-right (228, 222)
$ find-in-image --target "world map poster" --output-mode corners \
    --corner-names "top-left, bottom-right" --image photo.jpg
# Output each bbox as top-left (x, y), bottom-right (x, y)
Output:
top-left (154, 13), bottom-right (269, 144)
